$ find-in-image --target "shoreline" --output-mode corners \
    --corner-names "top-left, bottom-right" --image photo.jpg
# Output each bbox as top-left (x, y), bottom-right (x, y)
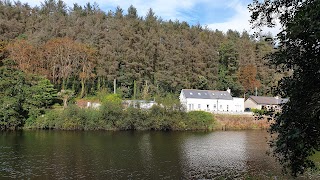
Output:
top-left (214, 114), bottom-right (271, 130)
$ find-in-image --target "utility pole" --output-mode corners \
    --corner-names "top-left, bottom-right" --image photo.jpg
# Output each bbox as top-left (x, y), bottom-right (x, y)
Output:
top-left (114, 79), bottom-right (116, 94)
top-left (133, 80), bottom-right (137, 100)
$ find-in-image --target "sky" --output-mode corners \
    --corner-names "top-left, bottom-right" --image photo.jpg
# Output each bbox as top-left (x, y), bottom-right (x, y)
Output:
top-left (19, 0), bottom-right (281, 36)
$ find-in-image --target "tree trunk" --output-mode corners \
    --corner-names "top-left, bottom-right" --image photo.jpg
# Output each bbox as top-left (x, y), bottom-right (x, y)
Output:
top-left (97, 76), bottom-right (101, 91)
top-left (133, 80), bottom-right (137, 99)
top-left (63, 98), bottom-right (67, 109)
top-left (62, 78), bottom-right (66, 90)
top-left (80, 78), bottom-right (85, 98)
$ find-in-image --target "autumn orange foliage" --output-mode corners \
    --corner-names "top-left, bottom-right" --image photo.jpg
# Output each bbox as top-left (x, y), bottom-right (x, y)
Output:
top-left (238, 64), bottom-right (261, 92)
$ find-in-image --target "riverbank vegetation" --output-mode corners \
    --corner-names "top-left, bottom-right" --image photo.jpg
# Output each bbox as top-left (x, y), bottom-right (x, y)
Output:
top-left (214, 114), bottom-right (271, 130)
top-left (0, 65), bottom-right (268, 131)
top-left (26, 95), bottom-right (216, 131)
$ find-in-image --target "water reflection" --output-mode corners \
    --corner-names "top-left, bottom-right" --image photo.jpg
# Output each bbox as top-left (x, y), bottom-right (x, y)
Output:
top-left (0, 130), bottom-right (313, 179)
top-left (244, 131), bottom-right (282, 178)
top-left (181, 132), bottom-right (247, 179)
top-left (138, 133), bottom-right (152, 172)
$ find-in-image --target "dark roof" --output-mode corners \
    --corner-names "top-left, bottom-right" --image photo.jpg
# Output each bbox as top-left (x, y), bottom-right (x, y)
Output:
top-left (181, 89), bottom-right (233, 100)
top-left (249, 96), bottom-right (289, 105)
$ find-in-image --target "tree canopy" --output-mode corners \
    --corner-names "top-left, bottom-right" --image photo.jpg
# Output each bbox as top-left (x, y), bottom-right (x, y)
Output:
top-left (250, 0), bottom-right (320, 176)
top-left (0, 61), bottom-right (56, 130)
top-left (0, 0), bottom-right (281, 99)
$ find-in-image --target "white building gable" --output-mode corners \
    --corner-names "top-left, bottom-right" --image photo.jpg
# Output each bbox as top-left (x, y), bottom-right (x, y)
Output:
top-left (180, 89), bottom-right (244, 113)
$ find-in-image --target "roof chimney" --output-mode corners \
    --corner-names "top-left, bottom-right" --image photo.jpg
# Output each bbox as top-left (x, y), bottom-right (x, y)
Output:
top-left (227, 88), bottom-right (231, 94)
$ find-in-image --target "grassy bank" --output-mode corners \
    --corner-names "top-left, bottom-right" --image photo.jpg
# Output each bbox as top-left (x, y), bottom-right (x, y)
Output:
top-left (311, 152), bottom-right (320, 168)
top-left (214, 114), bottom-right (271, 130)
top-left (305, 151), bottom-right (320, 179)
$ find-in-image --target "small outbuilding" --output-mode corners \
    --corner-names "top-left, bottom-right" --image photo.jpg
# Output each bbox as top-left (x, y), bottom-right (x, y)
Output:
top-left (122, 100), bottom-right (157, 110)
top-left (244, 96), bottom-right (289, 112)
top-left (76, 99), bottom-right (101, 109)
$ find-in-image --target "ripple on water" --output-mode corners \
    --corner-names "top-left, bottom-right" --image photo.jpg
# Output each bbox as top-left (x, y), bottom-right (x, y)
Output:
top-left (0, 131), bottom-right (316, 179)
top-left (180, 131), bottom-right (249, 179)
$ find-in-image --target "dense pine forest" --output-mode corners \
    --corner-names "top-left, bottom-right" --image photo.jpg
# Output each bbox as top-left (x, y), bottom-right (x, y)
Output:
top-left (0, 0), bottom-right (284, 99)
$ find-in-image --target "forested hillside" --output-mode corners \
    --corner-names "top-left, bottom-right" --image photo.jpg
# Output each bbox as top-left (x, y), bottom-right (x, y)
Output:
top-left (0, 0), bottom-right (283, 99)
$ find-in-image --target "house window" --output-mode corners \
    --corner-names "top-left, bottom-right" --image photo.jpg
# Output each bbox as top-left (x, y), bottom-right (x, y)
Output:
top-left (188, 104), bottom-right (191, 110)
top-left (207, 104), bottom-right (210, 111)
top-left (213, 104), bottom-right (216, 108)
top-left (220, 105), bottom-right (222, 109)
top-left (191, 104), bottom-right (194, 110)
top-left (198, 104), bottom-right (201, 109)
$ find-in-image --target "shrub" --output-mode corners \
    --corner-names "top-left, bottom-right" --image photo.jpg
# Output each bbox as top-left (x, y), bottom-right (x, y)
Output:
top-left (29, 101), bottom-right (216, 131)
top-left (29, 109), bottom-right (62, 129)
top-left (186, 111), bottom-right (215, 130)
top-left (251, 108), bottom-right (267, 115)
top-left (122, 107), bottom-right (148, 130)
top-left (100, 98), bottom-right (123, 129)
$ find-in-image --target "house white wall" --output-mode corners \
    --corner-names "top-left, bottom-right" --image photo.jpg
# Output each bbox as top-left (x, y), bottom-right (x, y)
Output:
top-left (215, 99), bottom-right (232, 112)
top-left (185, 98), bottom-right (214, 111)
top-left (179, 91), bottom-right (187, 109)
top-left (180, 92), bottom-right (244, 113)
top-left (230, 98), bottom-right (244, 112)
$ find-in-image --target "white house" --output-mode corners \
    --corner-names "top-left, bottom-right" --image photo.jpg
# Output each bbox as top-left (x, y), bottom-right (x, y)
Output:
top-left (179, 89), bottom-right (244, 113)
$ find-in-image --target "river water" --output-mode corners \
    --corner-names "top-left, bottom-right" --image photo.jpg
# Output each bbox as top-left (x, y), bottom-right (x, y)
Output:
top-left (0, 130), bottom-right (317, 179)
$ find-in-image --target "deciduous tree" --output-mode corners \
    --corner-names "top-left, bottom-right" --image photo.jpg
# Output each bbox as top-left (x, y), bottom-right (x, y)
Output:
top-left (238, 64), bottom-right (260, 93)
top-left (250, 0), bottom-right (320, 176)
top-left (6, 39), bottom-right (44, 74)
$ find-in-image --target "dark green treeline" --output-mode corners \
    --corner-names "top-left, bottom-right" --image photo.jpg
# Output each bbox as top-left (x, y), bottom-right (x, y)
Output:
top-left (0, 0), bottom-right (284, 98)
